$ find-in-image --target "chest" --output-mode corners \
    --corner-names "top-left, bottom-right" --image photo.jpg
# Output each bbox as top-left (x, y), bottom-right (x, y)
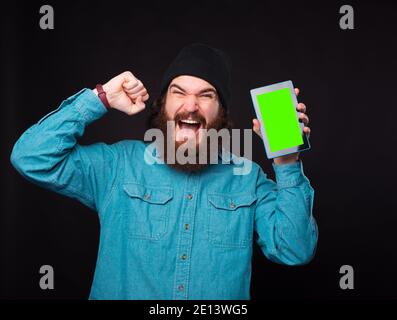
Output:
top-left (104, 164), bottom-right (258, 248)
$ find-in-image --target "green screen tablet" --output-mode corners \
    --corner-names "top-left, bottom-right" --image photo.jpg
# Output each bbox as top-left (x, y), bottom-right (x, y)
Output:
top-left (250, 80), bottom-right (310, 159)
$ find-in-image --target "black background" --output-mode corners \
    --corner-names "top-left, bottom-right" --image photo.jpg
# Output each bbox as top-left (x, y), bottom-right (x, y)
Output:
top-left (1, 0), bottom-right (397, 300)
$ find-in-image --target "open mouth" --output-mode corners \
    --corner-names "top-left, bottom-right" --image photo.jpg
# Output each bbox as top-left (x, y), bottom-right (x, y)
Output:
top-left (178, 119), bottom-right (203, 132)
top-left (175, 118), bottom-right (205, 142)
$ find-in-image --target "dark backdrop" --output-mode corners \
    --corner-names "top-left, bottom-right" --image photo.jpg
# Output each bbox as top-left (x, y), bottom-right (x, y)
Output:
top-left (1, 0), bottom-right (396, 300)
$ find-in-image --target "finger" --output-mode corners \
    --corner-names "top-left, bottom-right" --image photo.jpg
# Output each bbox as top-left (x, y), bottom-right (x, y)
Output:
top-left (142, 93), bottom-right (150, 102)
top-left (125, 80), bottom-right (144, 94)
top-left (126, 95), bottom-right (145, 116)
top-left (252, 118), bottom-right (260, 130)
top-left (128, 88), bottom-right (147, 99)
top-left (295, 88), bottom-right (300, 97)
top-left (296, 102), bottom-right (306, 113)
top-left (299, 113), bottom-right (309, 125)
top-left (125, 84), bottom-right (144, 95)
top-left (303, 126), bottom-right (311, 137)
top-left (122, 71), bottom-right (136, 82)
top-left (134, 95), bottom-right (146, 111)
top-left (123, 79), bottom-right (139, 90)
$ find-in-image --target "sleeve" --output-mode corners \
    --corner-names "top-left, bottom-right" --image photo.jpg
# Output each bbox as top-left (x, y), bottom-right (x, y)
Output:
top-left (10, 88), bottom-right (118, 213)
top-left (254, 161), bottom-right (318, 265)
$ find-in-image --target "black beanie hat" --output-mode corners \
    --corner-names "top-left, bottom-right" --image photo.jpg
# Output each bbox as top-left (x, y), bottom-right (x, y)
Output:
top-left (160, 43), bottom-right (232, 108)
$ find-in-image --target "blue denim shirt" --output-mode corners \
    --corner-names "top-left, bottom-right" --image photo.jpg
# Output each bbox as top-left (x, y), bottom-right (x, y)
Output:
top-left (10, 89), bottom-right (318, 300)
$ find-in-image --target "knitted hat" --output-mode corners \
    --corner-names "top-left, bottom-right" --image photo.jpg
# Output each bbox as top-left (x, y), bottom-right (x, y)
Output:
top-left (160, 43), bottom-right (232, 108)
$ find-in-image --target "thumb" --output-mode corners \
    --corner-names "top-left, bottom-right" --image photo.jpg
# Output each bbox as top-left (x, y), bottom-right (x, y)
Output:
top-left (125, 95), bottom-right (145, 116)
top-left (133, 95), bottom-right (146, 112)
top-left (252, 119), bottom-right (262, 138)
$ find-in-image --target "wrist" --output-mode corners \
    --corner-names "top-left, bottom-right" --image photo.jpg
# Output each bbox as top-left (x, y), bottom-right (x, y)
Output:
top-left (273, 152), bottom-right (299, 165)
top-left (95, 84), bottom-right (111, 109)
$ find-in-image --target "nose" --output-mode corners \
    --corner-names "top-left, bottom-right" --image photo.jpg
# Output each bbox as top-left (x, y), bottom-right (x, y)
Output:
top-left (183, 94), bottom-right (199, 113)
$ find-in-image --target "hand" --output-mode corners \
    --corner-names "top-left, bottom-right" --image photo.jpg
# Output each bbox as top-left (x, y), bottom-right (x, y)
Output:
top-left (94, 71), bottom-right (149, 116)
top-left (252, 87), bottom-right (311, 165)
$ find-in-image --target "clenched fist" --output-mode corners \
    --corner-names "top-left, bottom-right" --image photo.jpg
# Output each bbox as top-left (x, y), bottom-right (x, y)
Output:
top-left (94, 71), bottom-right (149, 115)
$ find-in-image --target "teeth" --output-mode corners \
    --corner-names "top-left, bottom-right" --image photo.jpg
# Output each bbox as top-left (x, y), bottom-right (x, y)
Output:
top-left (180, 119), bottom-right (200, 124)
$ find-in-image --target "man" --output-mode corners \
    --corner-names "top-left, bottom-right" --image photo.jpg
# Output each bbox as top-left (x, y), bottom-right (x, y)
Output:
top-left (10, 43), bottom-right (318, 300)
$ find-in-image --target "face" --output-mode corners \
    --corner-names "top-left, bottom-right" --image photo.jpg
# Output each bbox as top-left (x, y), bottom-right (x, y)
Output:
top-left (150, 75), bottom-right (230, 172)
top-left (164, 75), bottom-right (221, 145)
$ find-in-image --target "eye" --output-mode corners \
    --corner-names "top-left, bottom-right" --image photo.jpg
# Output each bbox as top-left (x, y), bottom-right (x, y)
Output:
top-left (201, 93), bottom-right (215, 99)
top-left (172, 90), bottom-right (184, 96)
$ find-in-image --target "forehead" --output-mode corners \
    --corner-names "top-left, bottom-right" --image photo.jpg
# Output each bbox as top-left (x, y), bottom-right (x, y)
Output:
top-left (169, 75), bottom-right (216, 93)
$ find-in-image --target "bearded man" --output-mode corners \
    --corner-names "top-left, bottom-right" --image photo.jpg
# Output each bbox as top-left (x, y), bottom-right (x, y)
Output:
top-left (11, 43), bottom-right (318, 300)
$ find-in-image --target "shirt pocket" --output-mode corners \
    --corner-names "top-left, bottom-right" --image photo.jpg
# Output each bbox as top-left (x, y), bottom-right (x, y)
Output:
top-left (207, 192), bottom-right (257, 248)
top-left (122, 183), bottom-right (173, 240)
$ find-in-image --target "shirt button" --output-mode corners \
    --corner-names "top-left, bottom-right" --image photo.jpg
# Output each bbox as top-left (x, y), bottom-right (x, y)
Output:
top-left (178, 284), bottom-right (184, 291)
top-left (229, 202), bottom-right (236, 209)
top-left (181, 254), bottom-right (187, 260)
top-left (184, 223), bottom-right (190, 230)
top-left (144, 194), bottom-right (151, 200)
top-left (187, 194), bottom-right (193, 200)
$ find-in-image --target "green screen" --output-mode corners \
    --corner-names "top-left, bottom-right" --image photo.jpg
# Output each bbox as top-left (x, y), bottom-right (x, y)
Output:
top-left (257, 88), bottom-right (304, 152)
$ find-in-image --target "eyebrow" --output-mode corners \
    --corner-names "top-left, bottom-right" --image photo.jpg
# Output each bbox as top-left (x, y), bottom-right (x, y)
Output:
top-left (169, 84), bottom-right (217, 95)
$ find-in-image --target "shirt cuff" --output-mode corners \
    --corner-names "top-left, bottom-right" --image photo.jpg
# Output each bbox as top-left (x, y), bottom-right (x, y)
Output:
top-left (67, 88), bottom-right (108, 125)
top-left (272, 160), bottom-right (305, 189)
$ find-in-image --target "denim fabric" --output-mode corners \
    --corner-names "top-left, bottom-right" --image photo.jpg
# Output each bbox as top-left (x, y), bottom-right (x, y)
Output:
top-left (10, 89), bottom-right (318, 300)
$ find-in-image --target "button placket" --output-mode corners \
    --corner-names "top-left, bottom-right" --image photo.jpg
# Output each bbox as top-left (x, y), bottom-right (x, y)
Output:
top-left (173, 174), bottom-right (200, 300)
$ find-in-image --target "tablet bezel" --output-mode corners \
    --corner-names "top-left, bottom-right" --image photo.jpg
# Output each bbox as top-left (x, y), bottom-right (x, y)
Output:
top-left (250, 80), bottom-right (311, 159)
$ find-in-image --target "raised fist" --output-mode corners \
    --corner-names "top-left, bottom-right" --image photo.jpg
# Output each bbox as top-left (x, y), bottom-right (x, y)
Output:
top-left (95, 71), bottom-right (149, 115)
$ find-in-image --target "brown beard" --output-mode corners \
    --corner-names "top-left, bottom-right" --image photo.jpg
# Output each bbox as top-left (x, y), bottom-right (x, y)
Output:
top-left (151, 99), bottom-right (231, 173)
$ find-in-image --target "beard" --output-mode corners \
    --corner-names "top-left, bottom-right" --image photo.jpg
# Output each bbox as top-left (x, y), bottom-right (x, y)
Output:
top-left (153, 104), bottom-right (229, 173)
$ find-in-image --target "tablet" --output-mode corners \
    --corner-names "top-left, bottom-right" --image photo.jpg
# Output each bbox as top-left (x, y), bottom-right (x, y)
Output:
top-left (250, 80), bottom-right (310, 159)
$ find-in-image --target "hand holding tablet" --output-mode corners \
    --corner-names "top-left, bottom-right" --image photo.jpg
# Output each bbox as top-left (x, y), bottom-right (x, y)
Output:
top-left (250, 80), bottom-right (311, 160)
